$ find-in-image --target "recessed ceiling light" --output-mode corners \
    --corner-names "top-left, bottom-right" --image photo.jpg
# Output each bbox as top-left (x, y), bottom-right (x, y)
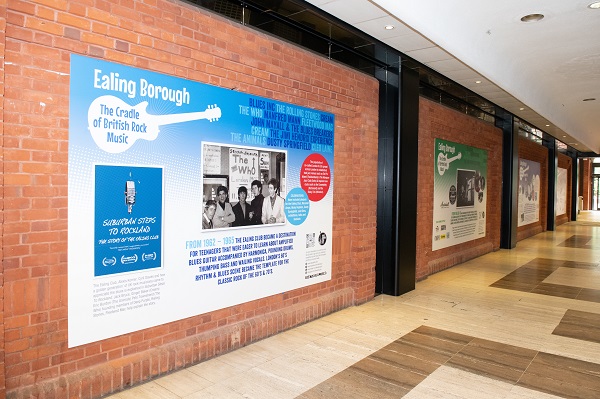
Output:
top-left (583, 98), bottom-right (596, 101)
top-left (384, 25), bottom-right (395, 30)
top-left (588, 2), bottom-right (600, 9)
top-left (521, 13), bottom-right (544, 22)
top-left (562, 135), bottom-right (567, 138)
top-left (475, 80), bottom-right (481, 84)
top-left (519, 107), bottom-right (525, 110)
top-left (546, 124), bottom-right (550, 127)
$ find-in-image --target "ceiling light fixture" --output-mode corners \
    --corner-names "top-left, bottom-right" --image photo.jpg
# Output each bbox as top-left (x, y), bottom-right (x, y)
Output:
top-left (519, 107), bottom-right (525, 110)
top-left (588, 2), bottom-right (600, 9)
top-left (475, 80), bottom-right (481, 84)
top-left (520, 13), bottom-right (544, 22)
top-left (545, 124), bottom-right (550, 127)
top-left (583, 98), bottom-right (596, 101)
top-left (384, 25), bottom-right (395, 30)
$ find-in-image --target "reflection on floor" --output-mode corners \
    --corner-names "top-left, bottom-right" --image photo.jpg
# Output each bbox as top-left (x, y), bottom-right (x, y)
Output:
top-left (109, 211), bottom-right (600, 399)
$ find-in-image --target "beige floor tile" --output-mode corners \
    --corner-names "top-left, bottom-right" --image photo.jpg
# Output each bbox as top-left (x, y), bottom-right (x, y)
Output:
top-left (347, 315), bottom-right (419, 341)
top-left (237, 336), bottom-right (295, 361)
top-left (254, 352), bottom-right (341, 390)
top-left (182, 384), bottom-right (244, 399)
top-left (214, 369), bottom-right (301, 399)
top-left (539, 334), bottom-right (600, 364)
top-left (544, 267), bottom-right (600, 289)
top-left (321, 325), bottom-right (392, 352)
top-left (153, 369), bottom-right (212, 397)
top-left (403, 366), bottom-right (515, 399)
top-left (291, 317), bottom-right (346, 337)
top-left (505, 385), bottom-right (563, 399)
top-left (187, 357), bottom-right (244, 384)
top-left (318, 307), bottom-right (365, 326)
top-left (109, 381), bottom-right (179, 399)
top-left (287, 340), bottom-right (367, 375)
top-left (215, 345), bottom-right (270, 371)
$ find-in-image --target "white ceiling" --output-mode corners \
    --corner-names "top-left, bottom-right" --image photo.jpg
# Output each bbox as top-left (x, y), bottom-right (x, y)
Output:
top-left (306, 0), bottom-right (600, 154)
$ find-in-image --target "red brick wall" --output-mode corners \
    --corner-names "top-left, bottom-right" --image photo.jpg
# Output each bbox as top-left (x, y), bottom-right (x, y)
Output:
top-left (517, 138), bottom-right (548, 241)
top-left (416, 98), bottom-right (503, 280)
top-left (1, 1), bottom-right (379, 397)
top-left (556, 153), bottom-right (572, 226)
top-left (0, 1), bottom-right (7, 397)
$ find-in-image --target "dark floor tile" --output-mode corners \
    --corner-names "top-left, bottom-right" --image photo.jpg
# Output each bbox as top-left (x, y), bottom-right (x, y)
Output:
top-left (396, 331), bottom-right (468, 358)
top-left (300, 367), bottom-right (410, 399)
top-left (577, 288), bottom-right (600, 303)
top-left (351, 357), bottom-right (427, 390)
top-left (447, 338), bottom-right (538, 384)
top-left (560, 261), bottom-right (599, 269)
top-left (518, 372), bottom-right (600, 399)
top-left (489, 279), bottom-right (539, 292)
top-left (490, 264), bottom-right (555, 291)
top-left (558, 235), bottom-right (593, 248)
top-left (552, 309), bottom-right (600, 344)
top-left (534, 351), bottom-right (600, 375)
top-left (524, 258), bottom-right (567, 269)
top-left (459, 338), bottom-right (538, 370)
top-left (372, 343), bottom-right (446, 373)
top-left (532, 283), bottom-right (581, 299)
top-left (517, 266), bottom-right (557, 278)
top-left (412, 325), bottom-right (473, 346)
top-left (510, 266), bottom-right (556, 278)
top-left (448, 354), bottom-right (525, 384)
top-left (560, 309), bottom-right (600, 329)
top-left (518, 352), bottom-right (600, 399)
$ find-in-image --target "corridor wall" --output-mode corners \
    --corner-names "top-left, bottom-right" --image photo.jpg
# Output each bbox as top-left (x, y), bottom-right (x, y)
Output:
top-left (0, 1), bottom-right (379, 397)
top-left (517, 138), bottom-right (549, 241)
top-left (416, 98), bottom-right (503, 280)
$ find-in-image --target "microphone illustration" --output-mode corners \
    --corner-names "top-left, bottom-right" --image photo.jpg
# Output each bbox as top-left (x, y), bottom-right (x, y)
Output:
top-left (125, 180), bottom-right (136, 213)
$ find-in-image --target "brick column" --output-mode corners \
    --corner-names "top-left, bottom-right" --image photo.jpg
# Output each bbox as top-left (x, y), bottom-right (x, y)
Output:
top-left (581, 159), bottom-right (592, 210)
top-left (0, 0), bottom-right (7, 397)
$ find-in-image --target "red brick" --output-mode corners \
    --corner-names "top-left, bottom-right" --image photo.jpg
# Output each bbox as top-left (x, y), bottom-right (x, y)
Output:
top-left (56, 12), bottom-right (91, 30)
top-left (35, 0), bottom-right (68, 11)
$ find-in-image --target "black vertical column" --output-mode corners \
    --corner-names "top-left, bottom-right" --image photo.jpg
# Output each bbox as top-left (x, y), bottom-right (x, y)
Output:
top-left (375, 62), bottom-right (419, 296)
top-left (375, 67), bottom-right (399, 295)
top-left (396, 66), bottom-right (419, 294)
top-left (546, 137), bottom-right (557, 231)
top-left (496, 108), bottom-right (518, 249)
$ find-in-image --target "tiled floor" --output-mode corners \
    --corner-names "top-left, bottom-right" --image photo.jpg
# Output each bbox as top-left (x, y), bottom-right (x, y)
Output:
top-left (109, 211), bottom-right (600, 398)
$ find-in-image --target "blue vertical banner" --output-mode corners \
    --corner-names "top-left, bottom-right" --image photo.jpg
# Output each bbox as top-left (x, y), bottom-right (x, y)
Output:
top-left (68, 54), bottom-right (335, 347)
top-left (94, 165), bottom-right (163, 276)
